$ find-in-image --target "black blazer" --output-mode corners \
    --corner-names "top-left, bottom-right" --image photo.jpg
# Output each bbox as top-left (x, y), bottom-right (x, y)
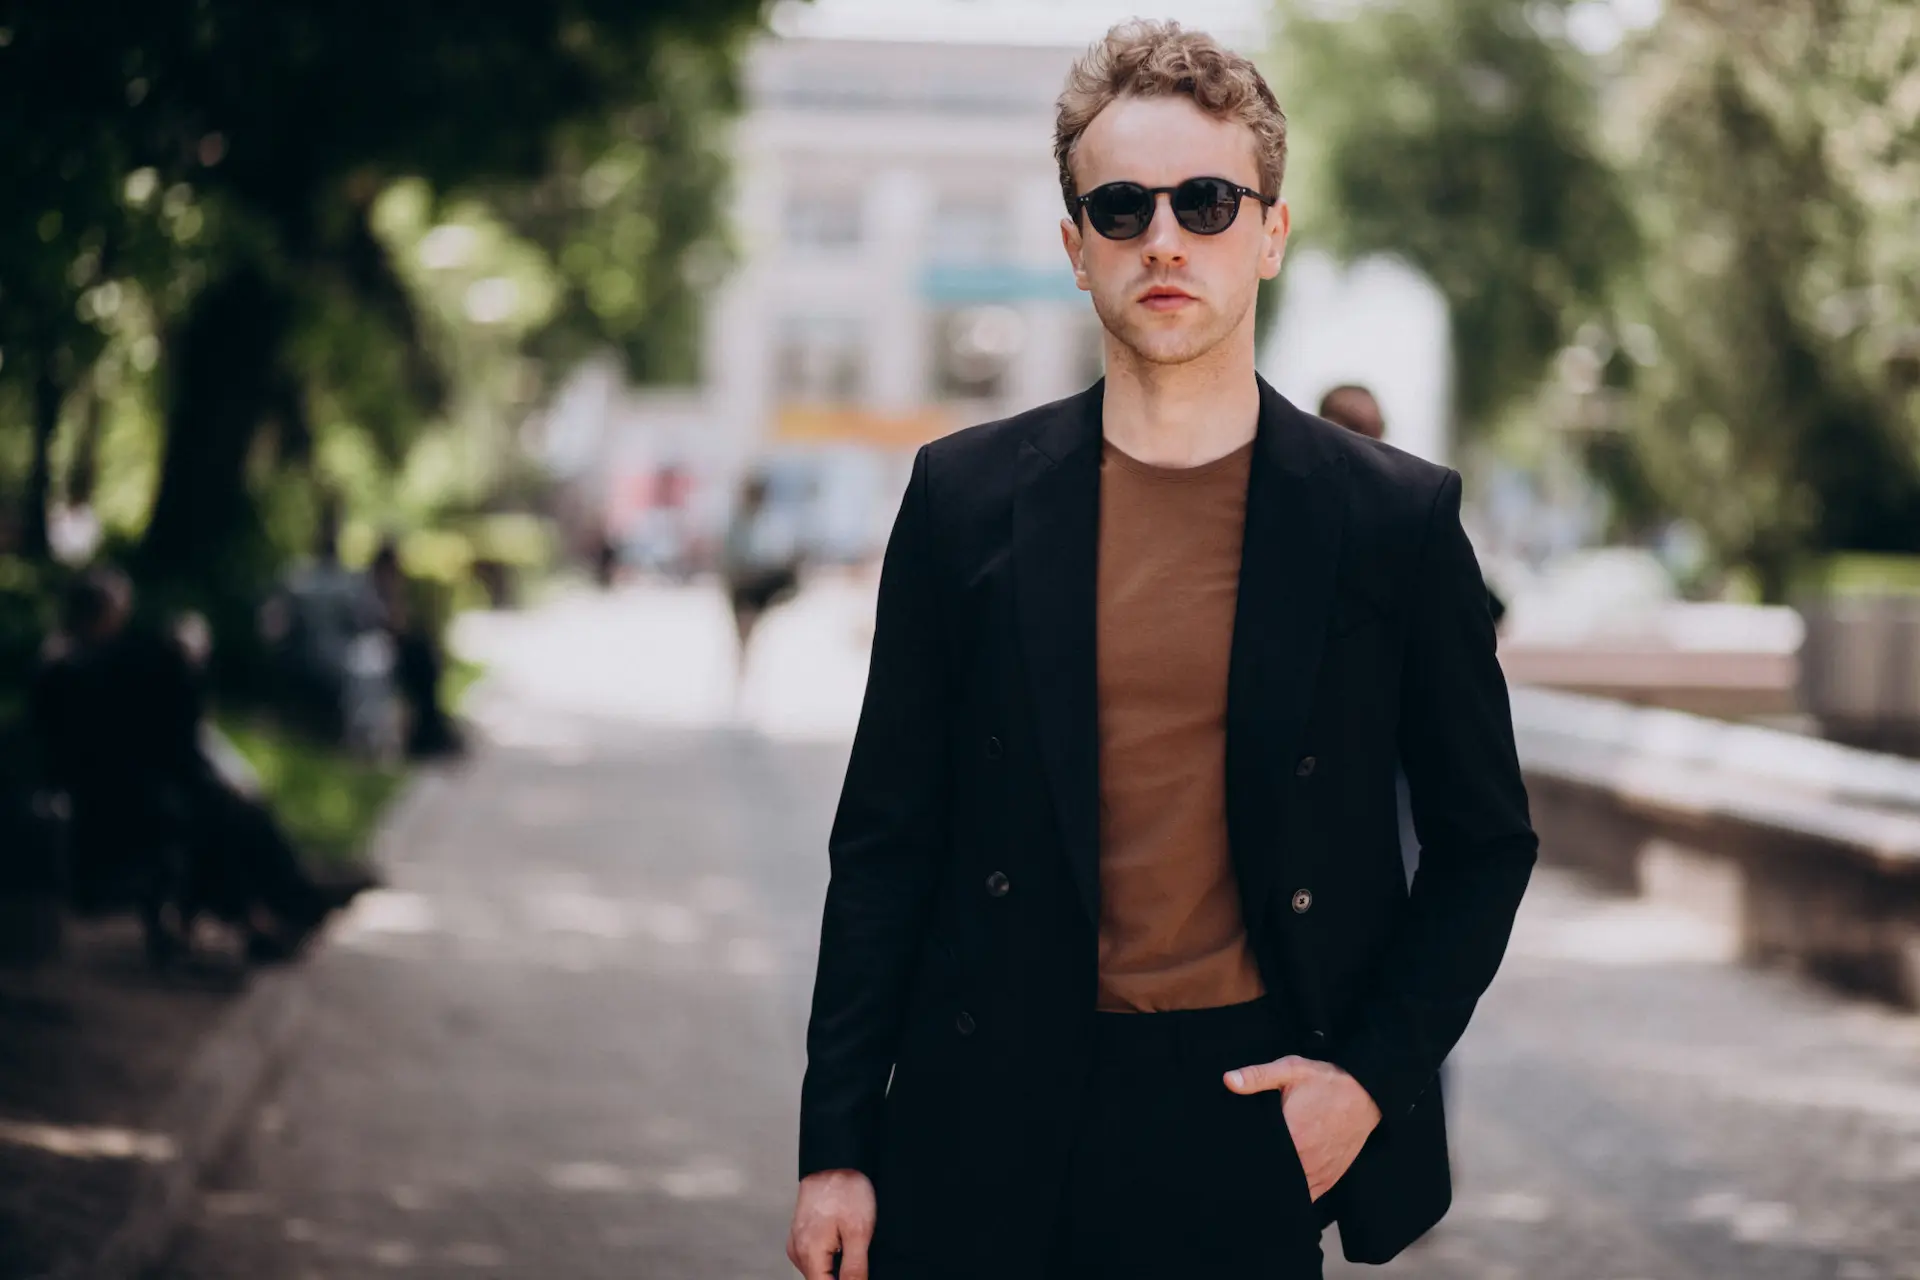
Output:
top-left (800, 377), bottom-right (1537, 1272)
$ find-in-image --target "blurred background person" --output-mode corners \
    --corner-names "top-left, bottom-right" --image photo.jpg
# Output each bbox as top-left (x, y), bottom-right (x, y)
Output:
top-left (369, 539), bottom-right (462, 759)
top-left (1316, 383), bottom-right (1386, 441)
top-left (720, 472), bottom-right (804, 693)
top-left (258, 503), bottom-right (393, 751)
top-left (29, 567), bottom-right (371, 962)
top-left (592, 521), bottom-right (622, 591)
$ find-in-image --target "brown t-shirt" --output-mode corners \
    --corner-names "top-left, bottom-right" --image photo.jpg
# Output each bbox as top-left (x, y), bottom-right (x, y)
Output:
top-left (1094, 437), bottom-right (1266, 1013)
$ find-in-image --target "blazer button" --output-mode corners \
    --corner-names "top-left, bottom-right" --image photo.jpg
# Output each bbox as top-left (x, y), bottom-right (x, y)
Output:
top-left (1295, 755), bottom-right (1317, 778)
top-left (985, 736), bottom-right (1004, 759)
top-left (1291, 888), bottom-right (1314, 914)
top-left (985, 870), bottom-right (1011, 898)
top-left (955, 1011), bottom-right (977, 1036)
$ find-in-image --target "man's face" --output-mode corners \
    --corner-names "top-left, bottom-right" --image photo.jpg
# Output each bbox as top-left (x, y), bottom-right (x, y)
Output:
top-left (1061, 95), bottom-right (1289, 368)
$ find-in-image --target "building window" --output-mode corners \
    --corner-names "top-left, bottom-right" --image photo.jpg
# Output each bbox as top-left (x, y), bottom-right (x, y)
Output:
top-left (933, 305), bottom-right (1025, 402)
top-left (930, 194), bottom-right (1008, 264)
top-left (785, 189), bottom-right (863, 250)
top-left (776, 316), bottom-right (865, 403)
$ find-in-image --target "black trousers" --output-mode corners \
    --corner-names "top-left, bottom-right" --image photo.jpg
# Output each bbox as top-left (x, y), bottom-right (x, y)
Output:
top-left (869, 998), bottom-right (1327, 1280)
top-left (1047, 996), bottom-right (1325, 1280)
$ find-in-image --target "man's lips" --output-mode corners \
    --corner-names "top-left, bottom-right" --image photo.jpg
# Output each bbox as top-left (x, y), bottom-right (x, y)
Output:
top-left (1139, 285), bottom-right (1196, 312)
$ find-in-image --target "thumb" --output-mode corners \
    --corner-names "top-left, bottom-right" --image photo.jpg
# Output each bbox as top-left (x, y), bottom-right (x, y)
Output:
top-left (1224, 1054), bottom-right (1311, 1094)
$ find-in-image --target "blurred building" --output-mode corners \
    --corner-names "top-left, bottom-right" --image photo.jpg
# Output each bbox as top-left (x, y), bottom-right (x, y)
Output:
top-left (543, 27), bottom-right (1108, 568)
top-left (550, 0), bottom-right (1461, 571)
top-left (697, 31), bottom-right (1109, 560)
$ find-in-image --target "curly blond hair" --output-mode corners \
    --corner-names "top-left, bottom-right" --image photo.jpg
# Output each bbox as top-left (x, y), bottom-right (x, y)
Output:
top-left (1053, 20), bottom-right (1288, 219)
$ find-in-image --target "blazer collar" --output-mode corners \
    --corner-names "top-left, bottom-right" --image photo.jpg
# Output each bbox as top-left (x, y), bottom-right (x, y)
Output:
top-left (1026, 374), bottom-right (1340, 481)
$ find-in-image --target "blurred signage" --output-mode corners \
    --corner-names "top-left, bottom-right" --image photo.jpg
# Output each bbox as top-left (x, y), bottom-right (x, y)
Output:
top-left (921, 263), bottom-right (1083, 306)
top-left (774, 404), bottom-right (957, 447)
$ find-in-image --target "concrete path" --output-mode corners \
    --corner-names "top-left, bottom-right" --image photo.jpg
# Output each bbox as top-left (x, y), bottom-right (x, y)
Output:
top-left (159, 579), bottom-right (1920, 1279)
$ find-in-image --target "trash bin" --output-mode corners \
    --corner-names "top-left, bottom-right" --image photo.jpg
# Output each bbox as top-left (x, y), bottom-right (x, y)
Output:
top-left (1798, 593), bottom-right (1920, 753)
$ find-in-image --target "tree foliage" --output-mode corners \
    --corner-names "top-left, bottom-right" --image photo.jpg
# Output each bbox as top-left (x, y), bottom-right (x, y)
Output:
top-left (1273, 0), bottom-right (1635, 432)
top-left (1619, 0), bottom-right (1920, 597)
top-left (0, 1), bottom-right (768, 609)
top-left (1275, 0), bottom-right (1920, 597)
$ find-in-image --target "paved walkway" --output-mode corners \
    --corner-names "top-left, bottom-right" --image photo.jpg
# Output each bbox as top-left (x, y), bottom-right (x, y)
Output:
top-left (160, 580), bottom-right (1920, 1279)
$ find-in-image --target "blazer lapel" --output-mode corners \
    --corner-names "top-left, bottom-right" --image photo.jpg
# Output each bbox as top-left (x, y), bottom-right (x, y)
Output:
top-left (1226, 378), bottom-right (1349, 929)
top-left (1013, 383), bottom-right (1104, 930)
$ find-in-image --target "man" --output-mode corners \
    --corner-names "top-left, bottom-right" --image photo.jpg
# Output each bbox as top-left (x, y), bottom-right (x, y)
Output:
top-left (260, 507), bottom-right (383, 745)
top-left (1317, 383), bottom-right (1386, 441)
top-left (789, 22), bottom-right (1536, 1280)
top-left (721, 471), bottom-right (803, 688)
top-left (31, 567), bottom-right (366, 961)
top-left (369, 540), bottom-right (462, 758)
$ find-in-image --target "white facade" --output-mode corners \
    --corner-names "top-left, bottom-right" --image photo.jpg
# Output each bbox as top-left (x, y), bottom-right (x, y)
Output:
top-left (701, 35), bottom-right (1105, 477)
top-left (1261, 251), bottom-right (1453, 466)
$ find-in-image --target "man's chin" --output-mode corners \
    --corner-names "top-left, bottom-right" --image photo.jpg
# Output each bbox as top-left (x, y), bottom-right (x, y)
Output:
top-left (1092, 296), bottom-right (1232, 367)
top-left (1115, 330), bottom-right (1220, 367)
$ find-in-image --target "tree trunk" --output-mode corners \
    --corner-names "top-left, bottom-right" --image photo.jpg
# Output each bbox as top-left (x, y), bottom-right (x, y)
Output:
top-left (1750, 545), bottom-right (1794, 605)
top-left (23, 365), bottom-right (62, 562)
top-left (139, 264), bottom-right (290, 586)
top-left (67, 380), bottom-right (102, 507)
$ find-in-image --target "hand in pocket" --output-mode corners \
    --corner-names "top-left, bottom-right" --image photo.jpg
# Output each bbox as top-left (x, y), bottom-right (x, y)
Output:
top-left (1224, 1055), bottom-right (1381, 1201)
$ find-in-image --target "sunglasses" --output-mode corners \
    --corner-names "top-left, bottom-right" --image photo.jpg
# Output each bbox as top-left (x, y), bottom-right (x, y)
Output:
top-left (1073, 176), bottom-right (1276, 240)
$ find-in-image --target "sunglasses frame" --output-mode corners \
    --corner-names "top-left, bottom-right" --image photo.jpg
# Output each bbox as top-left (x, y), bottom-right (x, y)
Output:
top-left (1073, 177), bottom-right (1277, 241)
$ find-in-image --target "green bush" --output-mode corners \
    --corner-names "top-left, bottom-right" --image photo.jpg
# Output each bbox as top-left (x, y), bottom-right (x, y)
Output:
top-left (466, 512), bottom-right (554, 570)
top-left (1794, 554), bottom-right (1920, 599)
top-left (216, 716), bottom-right (404, 869)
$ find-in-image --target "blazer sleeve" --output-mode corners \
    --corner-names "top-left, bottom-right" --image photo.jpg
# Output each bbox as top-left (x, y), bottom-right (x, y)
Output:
top-left (1327, 469), bottom-right (1537, 1121)
top-left (798, 446), bottom-right (949, 1179)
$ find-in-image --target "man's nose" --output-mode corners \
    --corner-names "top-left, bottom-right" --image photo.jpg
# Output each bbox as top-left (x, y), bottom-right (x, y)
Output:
top-left (1138, 193), bottom-right (1187, 266)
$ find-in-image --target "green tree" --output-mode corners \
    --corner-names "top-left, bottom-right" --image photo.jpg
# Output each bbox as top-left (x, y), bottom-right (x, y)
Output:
top-left (504, 37), bottom-right (743, 387)
top-left (1275, 0), bottom-right (1920, 598)
top-left (0, 14), bottom-right (166, 560)
top-left (1618, 0), bottom-right (1920, 598)
top-left (1272, 0), bottom-right (1635, 436)
top-left (0, 1), bottom-right (768, 610)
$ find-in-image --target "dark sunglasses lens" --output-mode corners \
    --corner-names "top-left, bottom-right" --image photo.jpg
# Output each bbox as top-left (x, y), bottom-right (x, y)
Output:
top-left (1086, 184), bottom-right (1153, 239)
top-left (1172, 178), bottom-right (1242, 234)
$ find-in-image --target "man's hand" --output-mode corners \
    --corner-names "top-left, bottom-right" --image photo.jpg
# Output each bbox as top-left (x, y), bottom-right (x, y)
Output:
top-left (787, 1168), bottom-right (877, 1280)
top-left (1224, 1055), bottom-right (1381, 1201)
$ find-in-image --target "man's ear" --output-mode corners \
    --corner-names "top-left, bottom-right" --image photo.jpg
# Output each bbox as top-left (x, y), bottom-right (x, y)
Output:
top-left (1259, 199), bottom-right (1291, 281)
top-left (1061, 216), bottom-right (1092, 292)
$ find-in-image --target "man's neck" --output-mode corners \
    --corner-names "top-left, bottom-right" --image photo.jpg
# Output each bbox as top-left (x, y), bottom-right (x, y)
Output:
top-left (1100, 330), bottom-right (1261, 469)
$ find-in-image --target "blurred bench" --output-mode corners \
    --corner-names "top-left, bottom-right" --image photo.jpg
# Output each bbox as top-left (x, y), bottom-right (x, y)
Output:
top-left (1497, 644), bottom-right (1798, 719)
top-left (1511, 685), bottom-right (1920, 1008)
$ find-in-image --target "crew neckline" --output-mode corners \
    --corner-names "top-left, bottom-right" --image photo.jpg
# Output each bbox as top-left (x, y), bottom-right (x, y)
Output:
top-left (1102, 437), bottom-right (1255, 482)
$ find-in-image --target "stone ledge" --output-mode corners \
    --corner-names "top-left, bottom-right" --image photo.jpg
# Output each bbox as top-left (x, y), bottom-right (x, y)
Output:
top-left (1512, 686), bottom-right (1920, 1009)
